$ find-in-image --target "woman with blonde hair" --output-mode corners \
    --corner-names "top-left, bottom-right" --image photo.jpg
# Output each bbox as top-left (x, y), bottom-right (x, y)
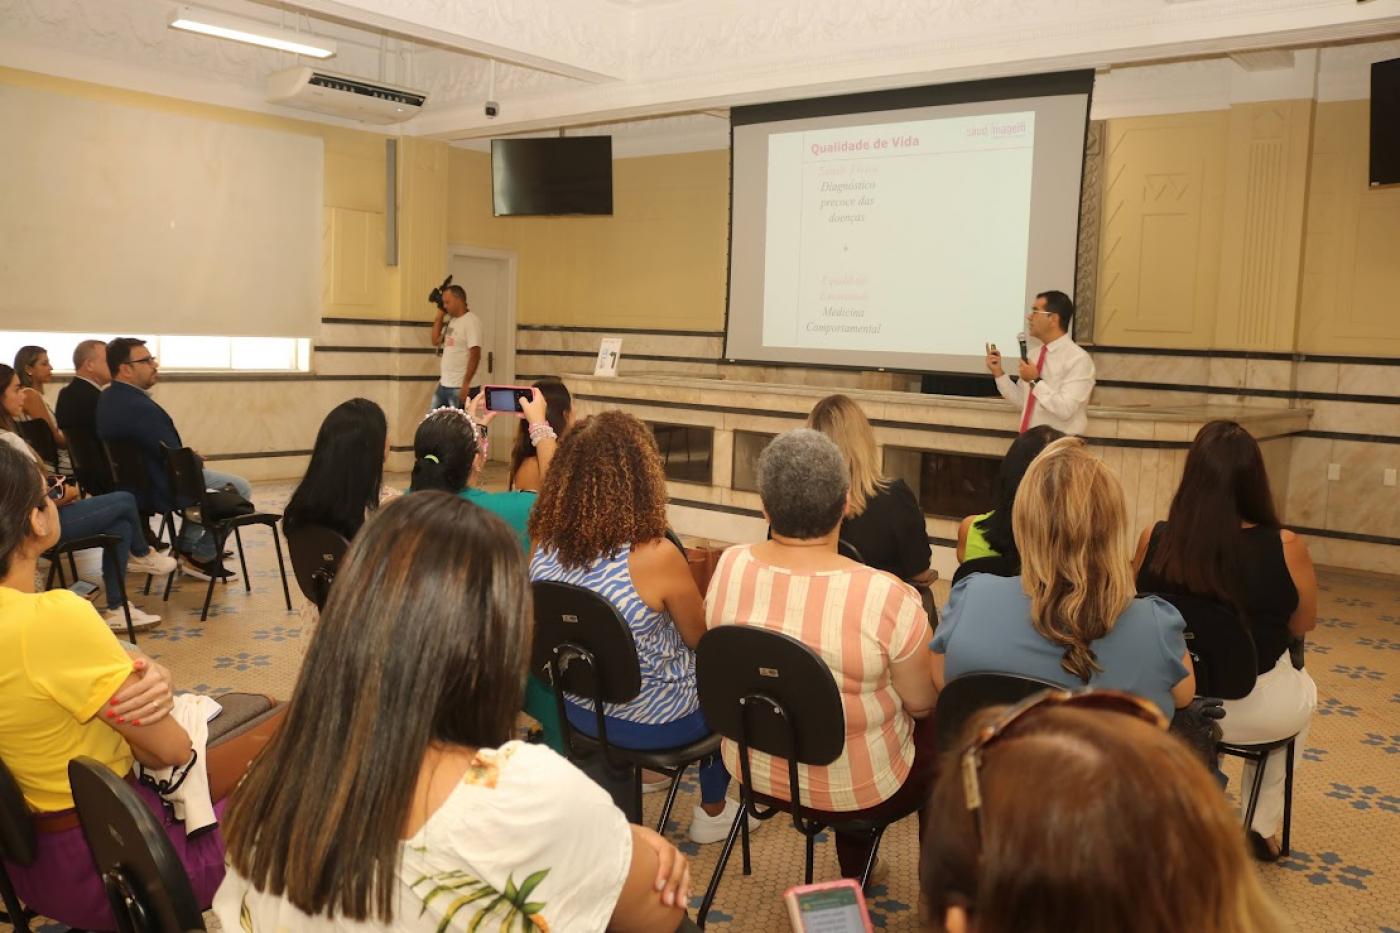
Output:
top-left (806, 394), bottom-right (932, 584)
top-left (931, 437), bottom-right (1194, 719)
top-left (922, 693), bottom-right (1291, 933)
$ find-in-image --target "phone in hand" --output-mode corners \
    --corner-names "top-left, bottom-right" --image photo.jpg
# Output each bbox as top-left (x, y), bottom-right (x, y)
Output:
top-left (784, 879), bottom-right (873, 932)
top-left (483, 385), bottom-right (533, 414)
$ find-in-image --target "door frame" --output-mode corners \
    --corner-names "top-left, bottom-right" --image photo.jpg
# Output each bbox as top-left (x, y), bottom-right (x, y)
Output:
top-left (445, 243), bottom-right (519, 392)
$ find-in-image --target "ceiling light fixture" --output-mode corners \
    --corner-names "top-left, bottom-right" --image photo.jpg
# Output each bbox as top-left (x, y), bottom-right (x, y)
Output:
top-left (169, 5), bottom-right (338, 59)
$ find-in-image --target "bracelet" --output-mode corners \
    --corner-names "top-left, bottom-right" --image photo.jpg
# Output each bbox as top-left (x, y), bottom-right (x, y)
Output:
top-left (528, 422), bottom-right (557, 448)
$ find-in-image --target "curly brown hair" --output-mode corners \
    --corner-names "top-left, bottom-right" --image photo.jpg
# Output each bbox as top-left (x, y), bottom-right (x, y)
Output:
top-left (527, 410), bottom-right (669, 568)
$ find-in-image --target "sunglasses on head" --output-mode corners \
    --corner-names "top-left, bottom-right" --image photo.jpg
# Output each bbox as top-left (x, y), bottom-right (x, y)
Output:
top-left (960, 689), bottom-right (1167, 849)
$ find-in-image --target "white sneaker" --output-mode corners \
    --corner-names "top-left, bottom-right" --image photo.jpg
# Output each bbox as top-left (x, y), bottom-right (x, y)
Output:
top-left (104, 604), bottom-right (161, 631)
top-left (688, 799), bottom-right (762, 845)
top-left (128, 551), bottom-right (178, 576)
top-left (642, 769), bottom-right (671, 794)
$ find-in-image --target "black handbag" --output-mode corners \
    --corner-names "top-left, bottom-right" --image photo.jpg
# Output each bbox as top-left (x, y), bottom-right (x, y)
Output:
top-left (204, 483), bottom-right (254, 522)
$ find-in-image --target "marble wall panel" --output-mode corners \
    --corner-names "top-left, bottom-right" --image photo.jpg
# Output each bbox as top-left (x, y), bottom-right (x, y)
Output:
top-left (1245, 359), bottom-right (1294, 392)
top-left (1324, 440), bottom-right (1400, 540)
top-left (1335, 363), bottom-right (1400, 399)
top-left (1296, 361), bottom-right (1340, 395)
top-left (1285, 436), bottom-right (1333, 529)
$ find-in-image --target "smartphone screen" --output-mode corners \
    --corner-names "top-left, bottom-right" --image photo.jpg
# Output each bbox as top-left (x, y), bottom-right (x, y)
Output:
top-left (785, 881), bottom-right (871, 933)
top-left (484, 386), bottom-right (531, 413)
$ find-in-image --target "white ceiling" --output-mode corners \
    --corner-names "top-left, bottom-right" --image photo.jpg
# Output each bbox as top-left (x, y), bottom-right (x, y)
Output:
top-left (1, 0), bottom-right (1398, 148)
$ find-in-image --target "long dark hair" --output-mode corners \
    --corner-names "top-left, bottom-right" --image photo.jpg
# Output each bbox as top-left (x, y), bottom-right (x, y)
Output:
top-left (508, 379), bottom-right (571, 489)
top-left (283, 399), bottom-right (388, 541)
top-left (0, 365), bottom-right (18, 432)
top-left (410, 409), bottom-right (479, 494)
top-left (1148, 420), bottom-right (1280, 607)
top-left (223, 494), bottom-right (532, 923)
top-left (13, 346), bottom-right (45, 388)
top-left (976, 425), bottom-right (1064, 560)
top-left (0, 442), bottom-right (46, 579)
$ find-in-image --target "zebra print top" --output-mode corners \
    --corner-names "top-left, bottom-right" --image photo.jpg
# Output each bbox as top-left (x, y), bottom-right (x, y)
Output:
top-left (530, 544), bottom-right (699, 725)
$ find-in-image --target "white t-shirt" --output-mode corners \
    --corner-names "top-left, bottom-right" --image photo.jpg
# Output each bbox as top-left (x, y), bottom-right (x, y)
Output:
top-left (214, 742), bottom-right (632, 932)
top-left (439, 311), bottom-right (483, 389)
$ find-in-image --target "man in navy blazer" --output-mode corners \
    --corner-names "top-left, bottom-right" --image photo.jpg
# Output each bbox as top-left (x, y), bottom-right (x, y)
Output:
top-left (96, 338), bottom-right (252, 581)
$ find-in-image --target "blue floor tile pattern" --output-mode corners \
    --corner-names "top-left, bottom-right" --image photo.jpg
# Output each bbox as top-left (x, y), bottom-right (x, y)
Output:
top-left (6, 473), bottom-right (1397, 931)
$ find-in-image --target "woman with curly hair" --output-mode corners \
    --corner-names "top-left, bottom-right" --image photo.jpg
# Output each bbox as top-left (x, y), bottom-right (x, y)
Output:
top-left (529, 410), bottom-right (749, 845)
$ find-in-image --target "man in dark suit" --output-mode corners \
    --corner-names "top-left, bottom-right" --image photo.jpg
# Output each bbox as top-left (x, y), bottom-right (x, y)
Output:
top-left (96, 337), bottom-right (251, 581)
top-left (55, 338), bottom-right (113, 495)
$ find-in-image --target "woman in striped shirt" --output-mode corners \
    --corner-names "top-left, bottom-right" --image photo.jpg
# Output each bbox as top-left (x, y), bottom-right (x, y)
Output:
top-left (706, 429), bottom-right (937, 879)
top-left (529, 411), bottom-right (748, 844)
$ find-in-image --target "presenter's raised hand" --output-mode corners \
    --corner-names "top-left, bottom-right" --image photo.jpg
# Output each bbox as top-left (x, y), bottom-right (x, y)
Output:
top-left (1018, 359), bottom-right (1040, 382)
top-left (985, 347), bottom-right (1004, 378)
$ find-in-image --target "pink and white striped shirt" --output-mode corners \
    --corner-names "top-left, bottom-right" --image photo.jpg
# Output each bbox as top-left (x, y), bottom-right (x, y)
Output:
top-left (704, 544), bottom-right (928, 812)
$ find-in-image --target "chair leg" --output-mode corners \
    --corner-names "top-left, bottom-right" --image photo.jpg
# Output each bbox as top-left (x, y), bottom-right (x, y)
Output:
top-left (739, 785), bottom-right (752, 877)
top-left (1, 861), bottom-right (33, 933)
top-left (233, 525), bottom-right (251, 592)
top-left (162, 567), bottom-right (176, 601)
top-left (54, 555), bottom-right (68, 588)
top-left (657, 766), bottom-right (687, 835)
top-left (270, 523), bottom-right (292, 610)
top-left (45, 557), bottom-right (57, 591)
top-left (697, 800), bottom-right (748, 928)
top-left (804, 830), bottom-right (816, 885)
top-left (67, 551), bottom-right (78, 581)
top-left (1281, 738), bottom-right (1295, 857)
top-left (108, 542), bottom-right (135, 645)
top-left (1241, 750), bottom-right (1267, 833)
top-left (859, 826), bottom-right (887, 891)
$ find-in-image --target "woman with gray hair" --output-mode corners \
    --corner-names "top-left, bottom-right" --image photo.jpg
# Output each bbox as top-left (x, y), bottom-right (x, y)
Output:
top-left (705, 428), bottom-right (937, 880)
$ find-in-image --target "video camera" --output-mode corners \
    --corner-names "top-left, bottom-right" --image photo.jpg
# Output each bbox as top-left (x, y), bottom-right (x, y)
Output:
top-left (428, 274), bottom-right (454, 312)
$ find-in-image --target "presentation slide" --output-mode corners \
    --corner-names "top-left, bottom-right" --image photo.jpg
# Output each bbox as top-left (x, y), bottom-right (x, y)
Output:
top-left (726, 75), bottom-right (1093, 375)
top-left (761, 111), bottom-right (1034, 355)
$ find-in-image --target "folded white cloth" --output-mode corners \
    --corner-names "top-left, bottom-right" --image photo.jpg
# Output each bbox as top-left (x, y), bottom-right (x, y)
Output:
top-left (136, 693), bottom-right (220, 835)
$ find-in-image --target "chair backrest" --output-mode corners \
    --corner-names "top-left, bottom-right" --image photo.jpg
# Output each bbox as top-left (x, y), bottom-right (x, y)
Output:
top-left (836, 537), bottom-right (864, 564)
top-left (950, 553), bottom-right (1021, 587)
top-left (933, 672), bottom-right (1064, 751)
top-left (0, 756), bottom-right (36, 867)
top-left (65, 423), bottom-right (114, 492)
top-left (15, 420), bottom-right (57, 468)
top-left (1149, 592), bottom-right (1257, 701)
top-left (530, 581), bottom-right (642, 706)
top-left (160, 446), bottom-right (206, 512)
top-left (664, 527), bottom-right (687, 557)
top-left (285, 523), bottom-right (349, 609)
top-left (104, 438), bottom-right (152, 497)
top-left (695, 625), bottom-right (844, 767)
top-left (67, 758), bottom-right (205, 933)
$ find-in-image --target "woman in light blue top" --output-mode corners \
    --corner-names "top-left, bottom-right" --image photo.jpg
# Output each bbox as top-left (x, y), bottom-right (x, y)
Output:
top-left (932, 438), bottom-right (1194, 720)
top-left (529, 410), bottom-right (747, 845)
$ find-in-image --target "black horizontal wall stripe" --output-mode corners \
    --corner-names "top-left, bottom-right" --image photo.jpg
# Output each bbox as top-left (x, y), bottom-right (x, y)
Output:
top-left (1090, 344), bottom-right (1400, 367)
top-left (1299, 430), bottom-right (1400, 446)
top-left (1095, 378), bottom-right (1400, 406)
top-left (316, 345), bottom-right (439, 355)
top-left (204, 444), bottom-right (417, 462)
top-left (1293, 526), bottom-right (1400, 548)
top-left (519, 348), bottom-right (714, 365)
top-left (321, 316), bottom-right (433, 328)
top-left (517, 324), bottom-right (722, 338)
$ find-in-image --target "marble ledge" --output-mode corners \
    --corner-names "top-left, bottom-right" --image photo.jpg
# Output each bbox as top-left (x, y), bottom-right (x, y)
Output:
top-left (569, 375), bottom-right (1313, 444)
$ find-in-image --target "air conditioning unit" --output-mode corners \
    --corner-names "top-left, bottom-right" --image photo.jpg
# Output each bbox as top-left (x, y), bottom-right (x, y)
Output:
top-left (266, 67), bottom-right (426, 125)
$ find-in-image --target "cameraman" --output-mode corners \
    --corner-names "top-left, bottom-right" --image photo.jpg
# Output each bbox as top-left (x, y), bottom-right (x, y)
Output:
top-left (429, 284), bottom-right (482, 411)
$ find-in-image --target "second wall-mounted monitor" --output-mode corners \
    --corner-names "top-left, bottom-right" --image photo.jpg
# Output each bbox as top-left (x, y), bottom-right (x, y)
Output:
top-left (491, 137), bottom-right (614, 216)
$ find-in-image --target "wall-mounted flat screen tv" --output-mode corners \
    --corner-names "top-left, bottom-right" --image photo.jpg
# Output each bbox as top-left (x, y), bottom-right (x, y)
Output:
top-left (491, 137), bottom-right (614, 215)
top-left (1372, 57), bottom-right (1400, 187)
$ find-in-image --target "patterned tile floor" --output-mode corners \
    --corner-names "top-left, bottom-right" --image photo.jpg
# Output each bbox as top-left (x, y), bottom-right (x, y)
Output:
top-left (8, 470), bottom-right (1400, 931)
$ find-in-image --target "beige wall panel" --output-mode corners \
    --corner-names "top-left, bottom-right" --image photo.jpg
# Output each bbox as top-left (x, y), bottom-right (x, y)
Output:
top-left (1298, 101), bottom-right (1400, 355)
top-left (1094, 112), bottom-right (1228, 349)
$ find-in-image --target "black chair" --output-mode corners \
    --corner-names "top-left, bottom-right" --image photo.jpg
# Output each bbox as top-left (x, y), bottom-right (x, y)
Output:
top-left (0, 757), bottom-right (37, 933)
top-left (14, 420), bottom-right (61, 474)
top-left (67, 757), bottom-right (206, 933)
top-left (931, 672), bottom-right (1065, 752)
top-left (531, 580), bottom-right (720, 833)
top-left (766, 526), bottom-right (863, 564)
top-left (664, 527), bottom-right (687, 557)
top-left (65, 423), bottom-right (115, 496)
top-left (950, 553), bottom-right (1020, 587)
top-left (285, 523), bottom-right (350, 611)
top-left (104, 438), bottom-right (178, 601)
top-left (161, 445), bottom-right (291, 622)
top-left (694, 626), bottom-right (917, 926)
top-left (42, 533), bottom-right (137, 643)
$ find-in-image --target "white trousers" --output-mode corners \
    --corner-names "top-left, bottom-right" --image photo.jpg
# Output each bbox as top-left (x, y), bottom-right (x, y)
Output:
top-left (1219, 651), bottom-right (1317, 836)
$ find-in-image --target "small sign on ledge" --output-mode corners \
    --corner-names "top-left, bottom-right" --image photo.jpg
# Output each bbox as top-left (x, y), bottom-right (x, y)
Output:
top-left (594, 337), bottom-right (622, 377)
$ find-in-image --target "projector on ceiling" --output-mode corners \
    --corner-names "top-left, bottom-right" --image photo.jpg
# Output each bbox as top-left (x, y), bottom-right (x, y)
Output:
top-left (266, 67), bottom-right (426, 125)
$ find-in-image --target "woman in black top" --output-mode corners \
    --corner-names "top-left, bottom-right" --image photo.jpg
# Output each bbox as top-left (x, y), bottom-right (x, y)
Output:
top-left (807, 394), bottom-right (932, 584)
top-left (283, 399), bottom-right (391, 542)
top-left (1133, 420), bottom-right (1317, 862)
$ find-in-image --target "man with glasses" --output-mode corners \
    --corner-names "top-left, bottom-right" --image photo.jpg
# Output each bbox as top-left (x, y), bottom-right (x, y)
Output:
top-left (984, 290), bottom-right (1095, 436)
top-left (96, 337), bottom-right (251, 581)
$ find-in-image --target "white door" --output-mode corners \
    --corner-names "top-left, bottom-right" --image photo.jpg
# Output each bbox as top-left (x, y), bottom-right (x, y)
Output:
top-left (448, 253), bottom-right (515, 462)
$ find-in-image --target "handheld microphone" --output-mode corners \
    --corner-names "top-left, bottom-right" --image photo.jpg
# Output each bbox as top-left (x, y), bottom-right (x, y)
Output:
top-left (1017, 332), bottom-right (1029, 363)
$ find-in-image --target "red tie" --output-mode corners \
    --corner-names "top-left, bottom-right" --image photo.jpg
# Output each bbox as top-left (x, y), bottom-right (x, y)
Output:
top-left (1019, 345), bottom-right (1048, 433)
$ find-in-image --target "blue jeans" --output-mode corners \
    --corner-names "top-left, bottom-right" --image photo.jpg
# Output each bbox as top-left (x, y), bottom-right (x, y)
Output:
top-left (429, 384), bottom-right (480, 413)
top-left (57, 491), bottom-right (151, 610)
top-left (565, 704), bottom-right (730, 805)
top-left (178, 469), bottom-right (253, 563)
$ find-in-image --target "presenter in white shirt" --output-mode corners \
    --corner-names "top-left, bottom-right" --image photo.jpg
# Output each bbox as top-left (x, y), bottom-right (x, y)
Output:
top-left (429, 285), bottom-right (484, 411)
top-left (986, 290), bottom-right (1096, 436)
